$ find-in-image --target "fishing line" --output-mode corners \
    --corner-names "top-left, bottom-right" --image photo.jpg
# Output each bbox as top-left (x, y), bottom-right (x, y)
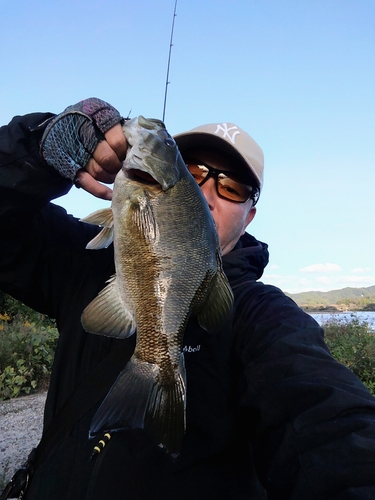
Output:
top-left (162, 0), bottom-right (178, 122)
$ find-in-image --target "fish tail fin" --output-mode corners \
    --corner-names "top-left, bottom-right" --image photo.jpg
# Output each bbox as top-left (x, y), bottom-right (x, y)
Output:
top-left (145, 356), bottom-right (186, 456)
top-left (90, 356), bottom-right (186, 455)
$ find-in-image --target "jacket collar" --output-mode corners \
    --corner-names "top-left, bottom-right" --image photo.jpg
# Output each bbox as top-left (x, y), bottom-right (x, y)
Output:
top-left (222, 232), bottom-right (269, 287)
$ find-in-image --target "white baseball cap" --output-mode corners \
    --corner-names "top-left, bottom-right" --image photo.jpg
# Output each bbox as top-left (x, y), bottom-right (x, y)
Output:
top-left (174, 122), bottom-right (264, 190)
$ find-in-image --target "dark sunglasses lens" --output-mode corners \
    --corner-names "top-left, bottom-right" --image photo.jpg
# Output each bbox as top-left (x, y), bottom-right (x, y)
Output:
top-left (186, 164), bottom-right (209, 184)
top-left (187, 162), bottom-right (253, 202)
top-left (217, 174), bottom-right (252, 202)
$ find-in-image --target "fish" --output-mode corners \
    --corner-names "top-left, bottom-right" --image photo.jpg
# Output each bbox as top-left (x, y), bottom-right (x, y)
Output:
top-left (80, 116), bottom-right (233, 455)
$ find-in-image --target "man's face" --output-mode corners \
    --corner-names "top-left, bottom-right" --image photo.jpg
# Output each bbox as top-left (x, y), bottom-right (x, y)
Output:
top-left (184, 148), bottom-right (256, 255)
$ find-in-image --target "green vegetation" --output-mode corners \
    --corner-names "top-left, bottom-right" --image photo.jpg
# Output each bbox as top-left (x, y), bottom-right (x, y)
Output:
top-left (0, 291), bottom-right (58, 400)
top-left (1, 291), bottom-right (375, 399)
top-left (323, 315), bottom-right (375, 395)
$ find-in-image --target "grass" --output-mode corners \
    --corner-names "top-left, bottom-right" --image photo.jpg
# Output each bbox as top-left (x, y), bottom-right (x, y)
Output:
top-left (0, 311), bottom-right (58, 400)
top-left (1, 295), bottom-right (375, 398)
top-left (323, 314), bottom-right (375, 395)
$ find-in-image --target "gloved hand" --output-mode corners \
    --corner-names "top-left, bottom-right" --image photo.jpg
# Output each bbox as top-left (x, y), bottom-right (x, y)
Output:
top-left (40, 98), bottom-right (127, 199)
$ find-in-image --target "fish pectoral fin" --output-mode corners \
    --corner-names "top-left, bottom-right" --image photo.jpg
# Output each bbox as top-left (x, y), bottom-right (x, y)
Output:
top-left (90, 356), bottom-right (186, 456)
top-left (197, 270), bottom-right (234, 332)
top-left (80, 208), bottom-right (114, 249)
top-left (132, 195), bottom-right (157, 241)
top-left (81, 277), bottom-right (136, 339)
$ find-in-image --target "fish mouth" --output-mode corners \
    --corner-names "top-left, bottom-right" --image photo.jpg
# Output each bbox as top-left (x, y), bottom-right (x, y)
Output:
top-left (125, 168), bottom-right (161, 186)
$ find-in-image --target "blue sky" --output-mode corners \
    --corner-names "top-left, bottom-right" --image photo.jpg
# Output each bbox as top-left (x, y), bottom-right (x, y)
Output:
top-left (1, 0), bottom-right (374, 293)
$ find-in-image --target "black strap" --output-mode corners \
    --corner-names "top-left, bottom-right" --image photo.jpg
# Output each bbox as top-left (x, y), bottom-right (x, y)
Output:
top-left (0, 336), bottom-right (135, 499)
top-left (0, 467), bottom-right (29, 499)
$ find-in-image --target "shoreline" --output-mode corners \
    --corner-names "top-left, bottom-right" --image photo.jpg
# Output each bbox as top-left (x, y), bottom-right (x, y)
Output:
top-left (0, 391), bottom-right (47, 486)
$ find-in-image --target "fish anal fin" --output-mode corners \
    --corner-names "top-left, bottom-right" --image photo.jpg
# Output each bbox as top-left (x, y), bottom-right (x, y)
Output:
top-left (90, 358), bottom-right (157, 437)
top-left (81, 277), bottom-right (135, 339)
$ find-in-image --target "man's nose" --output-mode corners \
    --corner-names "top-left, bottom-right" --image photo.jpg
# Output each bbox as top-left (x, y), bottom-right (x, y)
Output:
top-left (199, 177), bottom-right (216, 209)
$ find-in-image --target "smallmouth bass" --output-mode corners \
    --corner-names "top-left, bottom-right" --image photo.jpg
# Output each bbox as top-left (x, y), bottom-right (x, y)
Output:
top-left (81, 116), bottom-right (233, 455)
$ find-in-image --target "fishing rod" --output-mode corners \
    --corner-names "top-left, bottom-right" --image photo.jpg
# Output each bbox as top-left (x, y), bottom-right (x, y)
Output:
top-left (162, 0), bottom-right (178, 122)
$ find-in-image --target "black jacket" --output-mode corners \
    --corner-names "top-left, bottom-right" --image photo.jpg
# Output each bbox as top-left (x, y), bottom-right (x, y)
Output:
top-left (1, 113), bottom-right (375, 499)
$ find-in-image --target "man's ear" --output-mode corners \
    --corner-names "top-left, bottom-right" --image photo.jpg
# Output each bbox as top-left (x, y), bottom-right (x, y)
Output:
top-left (242, 207), bottom-right (257, 234)
top-left (245, 207), bottom-right (256, 228)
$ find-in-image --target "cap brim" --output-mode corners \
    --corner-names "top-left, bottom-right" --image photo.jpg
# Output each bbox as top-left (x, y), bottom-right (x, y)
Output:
top-left (174, 131), bottom-right (260, 187)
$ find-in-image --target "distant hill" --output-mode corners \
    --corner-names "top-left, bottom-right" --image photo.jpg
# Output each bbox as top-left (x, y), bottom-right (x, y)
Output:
top-left (286, 285), bottom-right (375, 311)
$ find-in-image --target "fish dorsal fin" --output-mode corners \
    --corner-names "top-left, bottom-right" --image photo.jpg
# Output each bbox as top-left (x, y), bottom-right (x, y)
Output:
top-left (197, 269), bottom-right (234, 332)
top-left (80, 208), bottom-right (114, 249)
top-left (81, 276), bottom-right (136, 339)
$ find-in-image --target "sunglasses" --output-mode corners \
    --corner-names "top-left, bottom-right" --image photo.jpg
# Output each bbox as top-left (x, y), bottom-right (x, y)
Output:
top-left (186, 159), bottom-right (257, 203)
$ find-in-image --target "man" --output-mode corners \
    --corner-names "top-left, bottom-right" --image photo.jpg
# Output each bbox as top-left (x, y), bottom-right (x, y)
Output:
top-left (1, 98), bottom-right (375, 499)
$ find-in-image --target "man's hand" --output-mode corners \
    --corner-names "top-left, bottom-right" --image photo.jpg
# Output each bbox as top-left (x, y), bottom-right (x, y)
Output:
top-left (74, 124), bottom-right (127, 200)
top-left (40, 98), bottom-right (127, 200)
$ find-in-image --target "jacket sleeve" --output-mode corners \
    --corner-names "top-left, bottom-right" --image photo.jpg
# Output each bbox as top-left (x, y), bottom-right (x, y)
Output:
top-left (234, 282), bottom-right (375, 499)
top-left (0, 112), bottom-right (108, 319)
top-left (0, 112), bottom-right (71, 206)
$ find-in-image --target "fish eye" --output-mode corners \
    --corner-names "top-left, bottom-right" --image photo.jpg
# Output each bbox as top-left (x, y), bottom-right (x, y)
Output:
top-left (164, 138), bottom-right (175, 147)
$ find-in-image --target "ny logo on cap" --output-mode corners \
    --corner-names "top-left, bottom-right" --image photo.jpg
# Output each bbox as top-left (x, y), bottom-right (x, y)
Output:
top-left (214, 123), bottom-right (240, 145)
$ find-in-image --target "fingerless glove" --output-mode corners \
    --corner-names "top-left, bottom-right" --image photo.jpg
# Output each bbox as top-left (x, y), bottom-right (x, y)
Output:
top-left (40, 98), bottom-right (123, 181)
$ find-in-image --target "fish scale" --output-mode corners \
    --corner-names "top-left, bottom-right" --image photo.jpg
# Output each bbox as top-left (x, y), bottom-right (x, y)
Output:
top-left (80, 115), bottom-right (233, 455)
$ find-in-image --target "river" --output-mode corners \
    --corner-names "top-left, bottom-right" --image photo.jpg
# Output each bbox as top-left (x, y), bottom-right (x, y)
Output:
top-left (309, 311), bottom-right (375, 330)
